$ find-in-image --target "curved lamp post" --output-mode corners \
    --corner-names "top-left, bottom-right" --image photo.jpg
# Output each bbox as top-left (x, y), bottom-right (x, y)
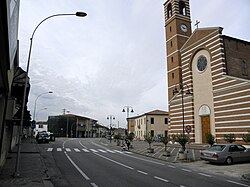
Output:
top-left (14, 11), bottom-right (87, 177)
top-left (33, 91), bottom-right (52, 121)
top-left (36, 107), bottom-right (47, 121)
top-left (172, 83), bottom-right (192, 151)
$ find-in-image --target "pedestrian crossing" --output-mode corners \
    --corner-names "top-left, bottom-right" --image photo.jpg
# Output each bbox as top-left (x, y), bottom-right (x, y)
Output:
top-left (47, 147), bottom-right (132, 154)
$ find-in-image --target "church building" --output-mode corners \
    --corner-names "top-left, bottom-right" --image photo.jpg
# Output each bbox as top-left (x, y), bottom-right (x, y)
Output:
top-left (164, 0), bottom-right (250, 143)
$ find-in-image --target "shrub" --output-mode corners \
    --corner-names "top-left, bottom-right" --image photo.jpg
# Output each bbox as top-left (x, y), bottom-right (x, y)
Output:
top-left (144, 133), bottom-right (153, 149)
top-left (205, 133), bottom-right (215, 146)
top-left (113, 134), bottom-right (121, 146)
top-left (224, 134), bottom-right (236, 143)
top-left (160, 135), bottom-right (169, 151)
top-left (176, 134), bottom-right (188, 151)
top-left (127, 132), bottom-right (135, 142)
top-left (242, 131), bottom-right (250, 143)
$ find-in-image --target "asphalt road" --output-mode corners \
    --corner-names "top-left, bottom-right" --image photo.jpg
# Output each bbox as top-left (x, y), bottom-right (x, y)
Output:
top-left (39, 138), bottom-right (250, 187)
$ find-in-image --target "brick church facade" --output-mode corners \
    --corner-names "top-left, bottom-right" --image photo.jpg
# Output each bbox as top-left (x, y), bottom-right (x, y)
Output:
top-left (164, 0), bottom-right (250, 143)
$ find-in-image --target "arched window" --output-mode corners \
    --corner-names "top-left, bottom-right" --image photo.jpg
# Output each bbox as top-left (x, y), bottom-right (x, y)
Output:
top-left (179, 1), bottom-right (186, 16)
top-left (167, 3), bottom-right (172, 18)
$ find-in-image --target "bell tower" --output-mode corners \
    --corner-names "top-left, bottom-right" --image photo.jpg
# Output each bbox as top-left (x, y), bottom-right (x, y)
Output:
top-left (164, 0), bottom-right (192, 100)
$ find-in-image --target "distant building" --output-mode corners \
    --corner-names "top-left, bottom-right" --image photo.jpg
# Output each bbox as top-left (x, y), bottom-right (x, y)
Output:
top-left (48, 114), bottom-right (108, 138)
top-left (33, 121), bottom-right (48, 137)
top-left (164, 0), bottom-right (250, 143)
top-left (129, 110), bottom-right (169, 140)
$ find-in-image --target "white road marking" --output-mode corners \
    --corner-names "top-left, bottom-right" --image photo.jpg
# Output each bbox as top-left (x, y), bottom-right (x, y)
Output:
top-left (124, 151), bottom-right (133, 154)
top-left (82, 149), bottom-right (90, 152)
top-left (57, 148), bottom-right (62, 152)
top-left (181, 168), bottom-right (192, 172)
top-left (226, 180), bottom-right (250, 187)
top-left (90, 149), bottom-right (98, 153)
top-left (167, 165), bottom-right (176, 168)
top-left (198, 173), bottom-right (212, 177)
top-left (74, 148), bottom-right (81, 152)
top-left (154, 176), bottom-right (169, 183)
top-left (65, 148), bottom-right (71, 152)
top-left (106, 150), bottom-right (115, 153)
top-left (79, 140), bottom-right (87, 149)
top-left (91, 183), bottom-right (98, 187)
top-left (122, 153), bottom-right (165, 166)
top-left (137, 170), bottom-right (148, 175)
top-left (98, 149), bottom-right (107, 153)
top-left (47, 148), bottom-right (53, 152)
top-left (64, 152), bottom-right (90, 180)
top-left (94, 153), bottom-right (134, 170)
top-left (114, 150), bottom-right (124, 154)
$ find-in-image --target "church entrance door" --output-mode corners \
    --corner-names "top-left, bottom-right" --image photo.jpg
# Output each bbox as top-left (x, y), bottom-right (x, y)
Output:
top-left (201, 116), bottom-right (210, 143)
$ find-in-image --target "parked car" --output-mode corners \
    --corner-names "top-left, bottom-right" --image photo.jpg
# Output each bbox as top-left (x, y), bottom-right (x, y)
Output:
top-left (49, 133), bottom-right (55, 141)
top-left (200, 144), bottom-right (250, 165)
top-left (36, 131), bottom-right (50, 144)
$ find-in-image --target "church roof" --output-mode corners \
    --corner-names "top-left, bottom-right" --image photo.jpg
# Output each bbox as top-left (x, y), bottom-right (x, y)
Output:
top-left (180, 27), bottom-right (223, 52)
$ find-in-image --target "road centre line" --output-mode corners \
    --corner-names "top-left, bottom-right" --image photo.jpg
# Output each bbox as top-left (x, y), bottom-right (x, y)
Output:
top-left (167, 165), bottom-right (176, 168)
top-left (181, 168), bottom-right (192, 172)
top-left (137, 170), bottom-right (148, 175)
top-left (123, 153), bottom-right (165, 166)
top-left (64, 151), bottom-right (90, 180)
top-left (226, 180), bottom-right (250, 187)
top-left (94, 152), bottom-right (134, 170)
top-left (90, 183), bottom-right (98, 187)
top-left (198, 173), bottom-right (212, 177)
top-left (154, 176), bottom-right (169, 183)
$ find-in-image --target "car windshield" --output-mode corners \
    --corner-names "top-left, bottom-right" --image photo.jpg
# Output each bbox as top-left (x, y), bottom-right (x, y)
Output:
top-left (208, 145), bottom-right (226, 151)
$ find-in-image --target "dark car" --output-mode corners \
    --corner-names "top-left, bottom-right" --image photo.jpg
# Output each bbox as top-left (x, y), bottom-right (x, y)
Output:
top-left (36, 132), bottom-right (50, 144)
top-left (49, 133), bottom-right (55, 141)
top-left (200, 144), bottom-right (250, 165)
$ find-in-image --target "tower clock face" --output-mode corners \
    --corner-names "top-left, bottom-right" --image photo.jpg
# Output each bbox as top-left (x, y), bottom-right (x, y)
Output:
top-left (181, 24), bottom-right (187, 32)
top-left (197, 55), bottom-right (207, 72)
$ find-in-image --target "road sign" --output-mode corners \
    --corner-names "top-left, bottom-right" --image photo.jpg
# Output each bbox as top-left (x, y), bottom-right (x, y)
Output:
top-left (185, 125), bottom-right (192, 133)
top-left (31, 120), bottom-right (36, 129)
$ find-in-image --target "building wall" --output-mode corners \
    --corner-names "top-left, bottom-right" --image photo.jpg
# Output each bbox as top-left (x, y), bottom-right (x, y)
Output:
top-left (133, 110), bottom-right (169, 140)
top-left (165, 1), bottom-right (250, 144)
top-left (224, 37), bottom-right (250, 80)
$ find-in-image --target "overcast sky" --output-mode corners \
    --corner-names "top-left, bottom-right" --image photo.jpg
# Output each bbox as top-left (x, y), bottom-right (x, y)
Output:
top-left (18, 0), bottom-right (250, 128)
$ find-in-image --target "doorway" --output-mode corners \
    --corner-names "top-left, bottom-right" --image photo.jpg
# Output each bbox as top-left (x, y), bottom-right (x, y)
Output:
top-left (201, 115), bottom-right (210, 143)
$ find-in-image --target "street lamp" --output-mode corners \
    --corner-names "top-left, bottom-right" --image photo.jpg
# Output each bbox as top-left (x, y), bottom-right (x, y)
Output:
top-left (33, 91), bottom-right (52, 121)
top-left (14, 11), bottom-right (87, 177)
top-left (107, 115), bottom-right (115, 143)
top-left (66, 110), bottom-right (70, 138)
top-left (122, 106), bottom-right (134, 134)
top-left (35, 107), bottom-right (47, 121)
top-left (172, 83), bottom-right (192, 151)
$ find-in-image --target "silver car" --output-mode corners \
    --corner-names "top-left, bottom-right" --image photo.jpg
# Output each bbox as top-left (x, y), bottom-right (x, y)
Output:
top-left (200, 144), bottom-right (250, 165)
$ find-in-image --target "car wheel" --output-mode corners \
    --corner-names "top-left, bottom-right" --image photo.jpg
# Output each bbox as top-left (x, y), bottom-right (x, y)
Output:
top-left (225, 157), bottom-right (233, 165)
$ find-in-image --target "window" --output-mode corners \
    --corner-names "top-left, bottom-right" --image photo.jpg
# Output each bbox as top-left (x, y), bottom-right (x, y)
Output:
top-left (164, 118), bottom-right (168, 124)
top-left (170, 41), bottom-right (173, 47)
top-left (170, 26), bottom-right (172, 32)
top-left (150, 117), bottom-right (154, 124)
top-left (179, 1), bottom-right (186, 16)
top-left (172, 73), bottom-right (174, 79)
top-left (242, 60), bottom-right (248, 76)
top-left (38, 124), bottom-right (43, 128)
top-left (171, 56), bottom-right (173, 62)
top-left (167, 3), bottom-right (172, 18)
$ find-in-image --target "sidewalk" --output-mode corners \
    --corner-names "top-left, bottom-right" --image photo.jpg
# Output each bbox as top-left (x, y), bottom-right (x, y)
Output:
top-left (0, 138), bottom-right (53, 187)
top-left (99, 138), bottom-right (250, 182)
